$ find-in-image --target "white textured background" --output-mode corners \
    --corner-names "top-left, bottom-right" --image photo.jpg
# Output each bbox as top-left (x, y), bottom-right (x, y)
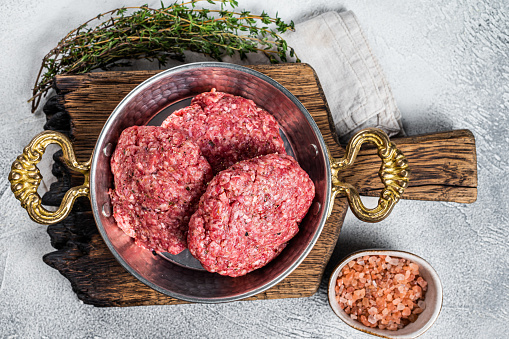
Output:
top-left (0, 0), bottom-right (508, 338)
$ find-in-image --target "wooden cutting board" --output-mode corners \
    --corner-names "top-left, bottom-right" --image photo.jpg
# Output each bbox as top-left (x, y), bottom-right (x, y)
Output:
top-left (41, 63), bottom-right (477, 307)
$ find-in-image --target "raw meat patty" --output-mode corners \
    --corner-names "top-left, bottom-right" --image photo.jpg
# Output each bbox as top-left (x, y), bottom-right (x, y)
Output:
top-left (109, 126), bottom-right (213, 254)
top-left (187, 153), bottom-right (315, 277)
top-left (161, 89), bottom-right (286, 172)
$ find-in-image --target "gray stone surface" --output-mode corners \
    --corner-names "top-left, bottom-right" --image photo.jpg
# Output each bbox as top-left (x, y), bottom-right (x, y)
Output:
top-left (0, 0), bottom-right (507, 338)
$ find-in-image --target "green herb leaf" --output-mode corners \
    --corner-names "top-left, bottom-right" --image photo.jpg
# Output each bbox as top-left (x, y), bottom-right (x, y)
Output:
top-left (29, 0), bottom-right (299, 112)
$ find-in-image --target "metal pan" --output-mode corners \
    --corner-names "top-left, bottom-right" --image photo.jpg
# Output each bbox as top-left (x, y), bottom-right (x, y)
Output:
top-left (9, 62), bottom-right (409, 303)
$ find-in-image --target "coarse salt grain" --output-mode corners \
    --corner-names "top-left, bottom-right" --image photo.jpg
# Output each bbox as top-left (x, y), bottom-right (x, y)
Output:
top-left (335, 255), bottom-right (428, 331)
top-left (368, 307), bottom-right (378, 315)
top-left (390, 258), bottom-right (400, 266)
top-left (368, 315), bottom-right (377, 324)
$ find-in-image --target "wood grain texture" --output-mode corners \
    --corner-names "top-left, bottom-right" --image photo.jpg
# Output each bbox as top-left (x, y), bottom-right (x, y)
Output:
top-left (337, 130), bottom-right (478, 203)
top-left (41, 63), bottom-right (477, 306)
top-left (55, 65), bottom-right (346, 161)
top-left (44, 64), bottom-right (349, 306)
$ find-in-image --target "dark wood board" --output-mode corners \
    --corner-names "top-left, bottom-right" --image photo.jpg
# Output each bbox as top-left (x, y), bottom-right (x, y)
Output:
top-left (41, 63), bottom-right (477, 306)
top-left (341, 129), bottom-right (477, 203)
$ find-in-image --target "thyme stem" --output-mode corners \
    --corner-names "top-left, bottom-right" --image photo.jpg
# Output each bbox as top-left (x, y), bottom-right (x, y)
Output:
top-left (29, 0), bottom-right (299, 112)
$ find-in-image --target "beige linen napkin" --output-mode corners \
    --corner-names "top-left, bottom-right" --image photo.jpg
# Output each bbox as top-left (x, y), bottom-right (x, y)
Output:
top-left (283, 11), bottom-right (404, 144)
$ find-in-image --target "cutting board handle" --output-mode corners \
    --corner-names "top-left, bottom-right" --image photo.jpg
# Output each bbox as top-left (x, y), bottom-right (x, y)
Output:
top-left (337, 129), bottom-right (477, 203)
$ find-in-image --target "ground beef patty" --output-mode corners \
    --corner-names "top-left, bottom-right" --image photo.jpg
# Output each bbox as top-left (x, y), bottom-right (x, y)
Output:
top-left (161, 89), bottom-right (286, 173)
top-left (187, 153), bottom-right (315, 277)
top-left (109, 126), bottom-right (213, 254)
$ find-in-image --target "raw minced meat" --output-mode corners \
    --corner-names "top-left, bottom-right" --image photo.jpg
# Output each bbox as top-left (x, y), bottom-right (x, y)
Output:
top-left (161, 89), bottom-right (286, 173)
top-left (109, 125), bottom-right (213, 254)
top-left (187, 153), bottom-right (315, 277)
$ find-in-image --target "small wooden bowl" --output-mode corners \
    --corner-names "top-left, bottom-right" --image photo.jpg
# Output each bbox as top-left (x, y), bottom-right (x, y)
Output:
top-left (328, 250), bottom-right (443, 338)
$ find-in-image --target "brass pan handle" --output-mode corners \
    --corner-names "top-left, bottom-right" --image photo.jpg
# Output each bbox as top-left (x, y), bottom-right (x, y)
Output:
top-left (329, 128), bottom-right (410, 222)
top-left (8, 131), bottom-right (91, 225)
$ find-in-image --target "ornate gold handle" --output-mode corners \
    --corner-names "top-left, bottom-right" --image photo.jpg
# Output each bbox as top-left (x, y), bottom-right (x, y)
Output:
top-left (8, 131), bottom-right (91, 225)
top-left (328, 128), bottom-right (410, 222)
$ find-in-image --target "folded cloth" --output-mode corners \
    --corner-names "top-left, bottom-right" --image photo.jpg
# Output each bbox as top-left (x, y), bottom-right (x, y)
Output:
top-left (282, 11), bottom-right (404, 144)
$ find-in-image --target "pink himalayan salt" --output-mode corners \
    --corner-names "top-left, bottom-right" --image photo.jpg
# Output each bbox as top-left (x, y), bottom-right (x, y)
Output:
top-left (362, 298), bottom-right (370, 308)
top-left (389, 258), bottom-right (400, 266)
top-left (368, 315), bottom-right (377, 324)
top-left (417, 276), bottom-right (428, 289)
top-left (413, 307), bottom-right (424, 315)
top-left (353, 289), bottom-right (366, 300)
top-left (336, 255), bottom-right (428, 331)
top-left (395, 274), bottom-right (405, 281)
top-left (409, 263), bottom-right (419, 273)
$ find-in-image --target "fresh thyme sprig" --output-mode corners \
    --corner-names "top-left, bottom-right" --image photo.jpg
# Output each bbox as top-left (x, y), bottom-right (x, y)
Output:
top-left (30, 0), bottom-right (299, 112)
